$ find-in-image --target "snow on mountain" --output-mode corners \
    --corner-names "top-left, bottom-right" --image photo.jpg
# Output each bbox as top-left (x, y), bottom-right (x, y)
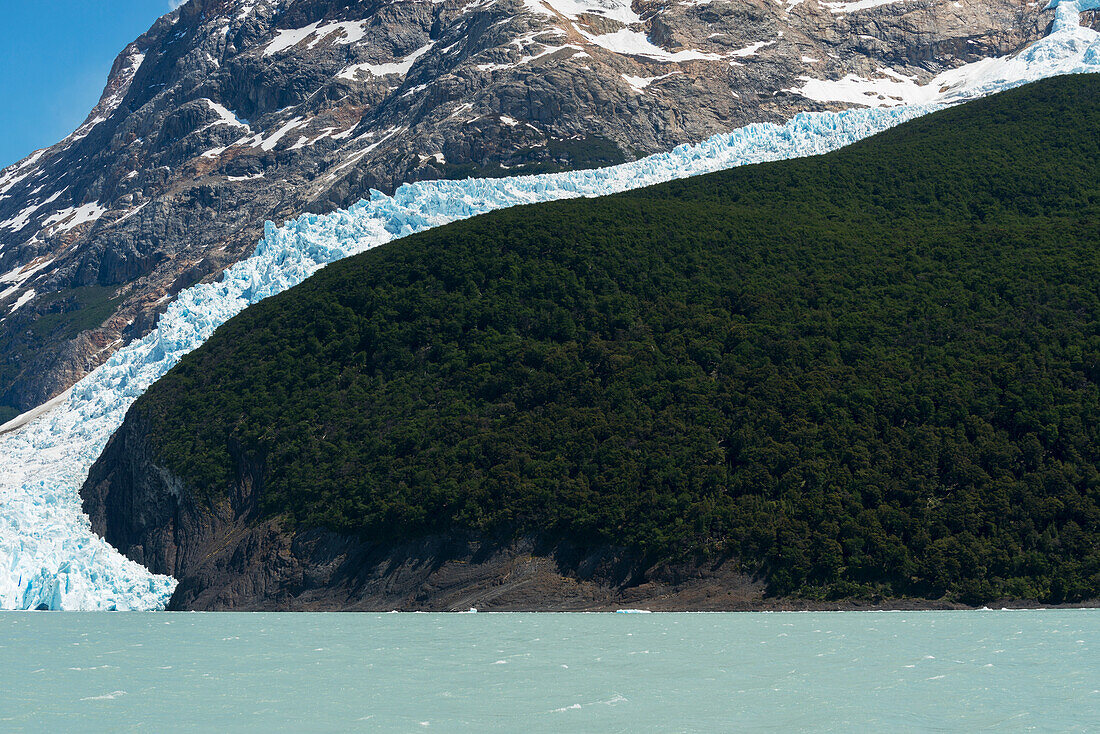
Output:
top-left (0, 9), bottom-right (1098, 611)
top-left (337, 43), bottom-right (438, 80)
top-left (793, 1), bottom-right (1100, 106)
top-left (0, 0), bottom-right (1070, 422)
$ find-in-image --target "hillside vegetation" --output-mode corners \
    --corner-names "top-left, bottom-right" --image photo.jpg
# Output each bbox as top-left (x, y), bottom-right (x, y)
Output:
top-left (132, 75), bottom-right (1100, 604)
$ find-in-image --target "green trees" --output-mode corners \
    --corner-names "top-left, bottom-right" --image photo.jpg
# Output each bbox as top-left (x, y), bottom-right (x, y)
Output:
top-left (135, 75), bottom-right (1100, 603)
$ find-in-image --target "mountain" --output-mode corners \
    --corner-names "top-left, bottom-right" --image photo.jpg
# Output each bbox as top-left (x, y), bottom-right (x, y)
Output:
top-left (0, 0), bottom-right (1082, 422)
top-left (81, 75), bottom-right (1100, 611)
top-left (2, 0), bottom-right (1097, 611)
top-left (4, 100), bottom-right (934, 613)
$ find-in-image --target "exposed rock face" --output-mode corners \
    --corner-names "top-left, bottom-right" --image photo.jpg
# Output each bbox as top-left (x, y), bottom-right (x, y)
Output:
top-left (84, 412), bottom-right (773, 610)
top-left (83, 412), bottom-right (1041, 611)
top-left (0, 0), bottom-right (1069, 417)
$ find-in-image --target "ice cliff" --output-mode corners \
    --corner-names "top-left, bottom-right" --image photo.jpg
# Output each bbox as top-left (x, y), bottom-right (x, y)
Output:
top-left (1, 7), bottom-right (1099, 610)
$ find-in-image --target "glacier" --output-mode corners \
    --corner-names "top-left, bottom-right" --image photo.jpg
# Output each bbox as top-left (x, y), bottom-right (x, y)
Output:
top-left (0, 4), bottom-right (1098, 610)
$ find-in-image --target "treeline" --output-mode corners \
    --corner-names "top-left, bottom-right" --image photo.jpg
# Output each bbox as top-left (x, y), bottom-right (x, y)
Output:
top-left (133, 75), bottom-right (1100, 603)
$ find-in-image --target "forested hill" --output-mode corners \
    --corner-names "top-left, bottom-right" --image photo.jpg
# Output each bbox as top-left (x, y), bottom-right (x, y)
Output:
top-left (118, 75), bottom-right (1100, 605)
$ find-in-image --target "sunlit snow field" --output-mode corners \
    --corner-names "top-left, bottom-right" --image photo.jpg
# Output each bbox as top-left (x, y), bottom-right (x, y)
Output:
top-left (1, 2), bottom-right (1099, 610)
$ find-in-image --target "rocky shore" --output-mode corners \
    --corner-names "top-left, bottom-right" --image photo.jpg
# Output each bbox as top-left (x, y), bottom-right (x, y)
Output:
top-left (82, 414), bottom-right (1097, 612)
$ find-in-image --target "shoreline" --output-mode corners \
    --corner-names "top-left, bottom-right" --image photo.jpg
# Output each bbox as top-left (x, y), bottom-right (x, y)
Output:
top-left (4, 603), bottom-right (1098, 613)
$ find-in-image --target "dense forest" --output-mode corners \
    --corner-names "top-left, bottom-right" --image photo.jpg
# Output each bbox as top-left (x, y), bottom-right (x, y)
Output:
top-left (133, 75), bottom-right (1100, 604)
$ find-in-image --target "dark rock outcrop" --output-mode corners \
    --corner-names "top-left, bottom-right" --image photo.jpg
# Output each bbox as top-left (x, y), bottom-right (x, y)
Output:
top-left (84, 410), bottom-right (782, 610)
top-left (84, 402), bottom-right (1079, 612)
top-left (0, 0), bottom-right (1066, 419)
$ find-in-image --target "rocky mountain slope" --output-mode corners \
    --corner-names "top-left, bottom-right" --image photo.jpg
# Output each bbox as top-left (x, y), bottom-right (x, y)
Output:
top-left (0, 0), bottom-right (1079, 420)
top-left (83, 75), bottom-right (1100, 610)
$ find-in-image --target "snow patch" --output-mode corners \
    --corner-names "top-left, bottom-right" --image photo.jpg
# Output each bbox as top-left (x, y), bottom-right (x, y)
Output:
top-left (264, 20), bottom-right (368, 56)
top-left (337, 42), bottom-right (436, 79)
top-left (525, 0), bottom-right (641, 25)
top-left (258, 118), bottom-right (306, 152)
top-left (730, 40), bottom-right (776, 59)
top-left (0, 151), bottom-right (46, 200)
top-left (622, 71), bottom-right (681, 92)
top-left (41, 202), bottom-right (108, 234)
top-left (227, 118), bottom-right (308, 153)
top-left (823, 0), bottom-right (908, 13)
top-left (581, 28), bottom-right (722, 61)
top-left (791, 10), bottom-right (1100, 107)
top-left (477, 40), bottom-right (586, 72)
top-left (0, 191), bottom-right (64, 233)
top-left (326, 127), bottom-right (404, 180)
top-left (108, 202), bottom-right (147, 227)
top-left (201, 100), bottom-right (250, 130)
top-left (0, 258), bottom-right (55, 294)
top-left (8, 290), bottom-right (35, 314)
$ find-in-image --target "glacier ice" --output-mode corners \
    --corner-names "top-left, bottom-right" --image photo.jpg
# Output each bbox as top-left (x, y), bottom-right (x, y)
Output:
top-left (1, 11), bottom-right (1098, 610)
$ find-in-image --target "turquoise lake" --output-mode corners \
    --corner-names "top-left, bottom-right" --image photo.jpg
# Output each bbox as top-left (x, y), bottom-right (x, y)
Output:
top-left (0, 610), bottom-right (1096, 731)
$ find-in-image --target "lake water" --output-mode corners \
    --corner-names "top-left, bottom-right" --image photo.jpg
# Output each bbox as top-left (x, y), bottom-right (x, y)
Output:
top-left (0, 610), bottom-right (1096, 732)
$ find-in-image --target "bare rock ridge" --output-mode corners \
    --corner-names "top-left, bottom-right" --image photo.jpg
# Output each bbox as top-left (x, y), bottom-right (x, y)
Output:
top-left (0, 0), bottom-right (1071, 418)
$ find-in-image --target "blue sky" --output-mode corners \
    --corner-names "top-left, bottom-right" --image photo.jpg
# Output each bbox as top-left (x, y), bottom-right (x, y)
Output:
top-left (0, 1), bottom-right (177, 169)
